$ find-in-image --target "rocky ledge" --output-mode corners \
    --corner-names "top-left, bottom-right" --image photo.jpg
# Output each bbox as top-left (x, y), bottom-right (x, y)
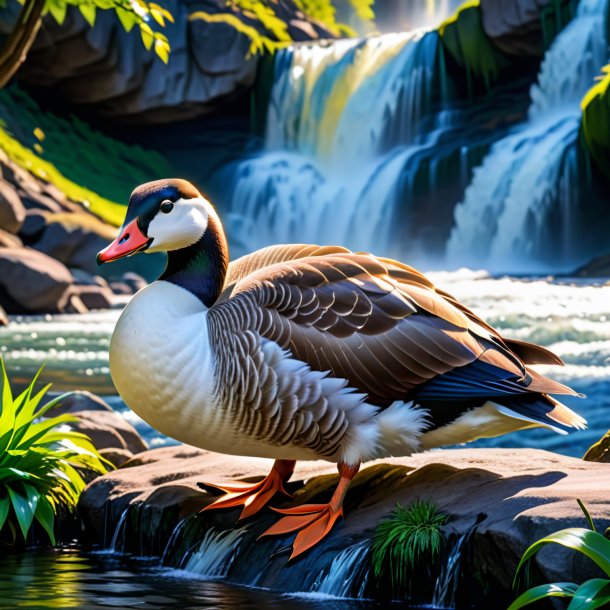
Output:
top-left (79, 445), bottom-right (610, 607)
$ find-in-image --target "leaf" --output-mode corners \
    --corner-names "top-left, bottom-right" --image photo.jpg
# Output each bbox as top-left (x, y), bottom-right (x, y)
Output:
top-left (577, 499), bottom-right (596, 532)
top-left (508, 582), bottom-right (579, 610)
top-left (47, 0), bottom-right (68, 25)
top-left (154, 37), bottom-right (169, 63)
top-left (139, 22), bottom-right (154, 50)
top-left (150, 2), bottom-right (174, 23)
top-left (149, 7), bottom-right (165, 27)
top-left (115, 6), bottom-right (139, 33)
top-left (0, 496), bottom-right (10, 531)
top-left (8, 486), bottom-right (37, 541)
top-left (34, 496), bottom-right (55, 545)
top-left (79, 4), bottom-right (97, 27)
top-left (33, 127), bottom-right (45, 142)
top-left (514, 528), bottom-right (610, 583)
top-left (567, 579), bottom-right (610, 610)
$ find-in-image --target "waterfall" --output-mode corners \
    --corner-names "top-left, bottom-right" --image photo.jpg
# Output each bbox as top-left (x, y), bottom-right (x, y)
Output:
top-left (180, 527), bottom-right (247, 578)
top-left (447, 0), bottom-right (609, 272)
top-left (431, 533), bottom-right (468, 609)
top-left (311, 542), bottom-right (371, 598)
top-left (109, 508), bottom-right (129, 554)
top-left (226, 30), bottom-right (442, 259)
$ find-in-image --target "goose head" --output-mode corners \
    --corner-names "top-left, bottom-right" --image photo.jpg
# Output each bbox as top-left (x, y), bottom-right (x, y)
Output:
top-left (97, 178), bottom-right (229, 306)
top-left (96, 178), bottom-right (219, 263)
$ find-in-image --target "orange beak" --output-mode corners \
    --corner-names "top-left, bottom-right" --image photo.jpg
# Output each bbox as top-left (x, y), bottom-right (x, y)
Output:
top-left (97, 218), bottom-right (151, 264)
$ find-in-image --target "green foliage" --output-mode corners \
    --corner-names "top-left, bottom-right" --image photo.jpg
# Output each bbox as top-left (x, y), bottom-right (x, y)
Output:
top-left (371, 499), bottom-right (448, 590)
top-left (0, 86), bottom-right (173, 226)
top-left (581, 65), bottom-right (610, 182)
top-left (189, 0), bottom-right (375, 57)
top-left (41, 0), bottom-right (173, 64)
top-left (0, 361), bottom-right (109, 546)
top-left (583, 425), bottom-right (610, 462)
top-left (509, 500), bottom-right (610, 610)
top-left (439, 0), bottom-right (510, 94)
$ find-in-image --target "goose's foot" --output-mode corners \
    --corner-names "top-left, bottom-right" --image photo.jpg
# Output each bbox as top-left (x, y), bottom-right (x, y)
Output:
top-left (199, 459), bottom-right (296, 520)
top-left (259, 461), bottom-right (360, 559)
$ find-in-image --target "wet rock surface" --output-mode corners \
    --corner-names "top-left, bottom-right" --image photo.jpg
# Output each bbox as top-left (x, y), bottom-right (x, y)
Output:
top-left (79, 446), bottom-right (610, 607)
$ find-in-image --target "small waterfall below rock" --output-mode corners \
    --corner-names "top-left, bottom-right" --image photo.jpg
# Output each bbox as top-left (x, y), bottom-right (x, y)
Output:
top-left (109, 508), bottom-right (129, 554)
top-left (431, 533), bottom-right (468, 609)
top-left (311, 542), bottom-right (371, 598)
top-left (180, 527), bottom-right (248, 578)
top-left (447, 0), bottom-right (609, 272)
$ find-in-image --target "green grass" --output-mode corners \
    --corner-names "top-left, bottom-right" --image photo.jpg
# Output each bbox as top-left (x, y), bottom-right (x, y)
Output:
top-left (0, 360), bottom-right (109, 546)
top-left (371, 499), bottom-right (448, 591)
top-left (0, 86), bottom-right (173, 226)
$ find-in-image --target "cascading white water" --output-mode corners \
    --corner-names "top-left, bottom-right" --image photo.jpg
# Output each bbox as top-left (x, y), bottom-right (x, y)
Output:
top-left (447, 0), bottom-right (609, 272)
top-left (311, 542), bottom-right (371, 598)
top-left (180, 527), bottom-right (247, 578)
top-left (226, 30), bottom-right (441, 258)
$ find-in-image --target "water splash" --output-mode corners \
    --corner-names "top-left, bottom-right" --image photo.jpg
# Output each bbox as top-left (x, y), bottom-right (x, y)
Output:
top-left (312, 542), bottom-right (371, 598)
top-left (181, 527), bottom-right (247, 578)
top-left (447, 0), bottom-right (610, 272)
top-left (161, 517), bottom-right (189, 564)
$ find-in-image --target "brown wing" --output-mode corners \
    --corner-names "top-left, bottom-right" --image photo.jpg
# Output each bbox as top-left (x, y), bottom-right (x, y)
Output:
top-left (209, 250), bottom-right (571, 407)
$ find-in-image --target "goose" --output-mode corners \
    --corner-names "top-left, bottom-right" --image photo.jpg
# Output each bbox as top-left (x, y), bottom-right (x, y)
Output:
top-left (97, 178), bottom-right (586, 559)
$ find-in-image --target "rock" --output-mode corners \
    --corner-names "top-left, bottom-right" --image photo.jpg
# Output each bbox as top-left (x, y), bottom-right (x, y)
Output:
top-left (18, 210), bottom-right (48, 240)
top-left (569, 252), bottom-right (610, 278)
top-left (479, 0), bottom-right (573, 57)
top-left (9, 1), bottom-right (335, 123)
top-left (439, 2), bottom-right (510, 91)
top-left (584, 429), bottom-right (610, 463)
top-left (0, 180), bottom-right (26, 233)
top-left (79, 447), bottom-right (610, 606)
top-left (100, 448), bottom-right (135, 469)
top-left (68, 410), bottom-right (148, 455)
top-left (0, 247), bottom-right (73, 313)
top-left (0, 305), bottom-right (7, 326)
top-left (0, 228), bottom-right (22, 248)
top-left (28, 212), bottom-right (116, 275)
top-left (52, 391), bottom-right (114, 415)
top-left (70, 268), bottom-right (110, 289)
top-left (121, 272), bottom-right (147, 294)
top-left (69, 285), bottom-right (115, 310)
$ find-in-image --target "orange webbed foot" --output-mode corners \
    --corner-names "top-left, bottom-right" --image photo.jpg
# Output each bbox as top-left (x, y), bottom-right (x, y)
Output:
top-left (199, 459), bottom-right (295, 520)
top-left (258, 461), bottom-right (360, 560)
top-left (259, 503), bottom-right (344, 559)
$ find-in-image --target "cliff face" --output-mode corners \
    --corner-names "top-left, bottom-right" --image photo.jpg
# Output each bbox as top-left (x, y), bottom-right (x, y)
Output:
top-left (1, 0), bottom-right (336, 123)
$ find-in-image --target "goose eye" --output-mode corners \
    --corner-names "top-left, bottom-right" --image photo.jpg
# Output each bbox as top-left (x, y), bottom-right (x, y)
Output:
top-left (160, 200), bottom-right (174, 214)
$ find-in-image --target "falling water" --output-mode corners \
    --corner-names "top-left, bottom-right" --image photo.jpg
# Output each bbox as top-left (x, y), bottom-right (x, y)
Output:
top-left (431, 533), bottom-right (468, 609)
top-left (447, 0), bottom-right (610, 272)
top-left (312, 542), bottom-right (371, 598)
top-left (109, 508), bottom-right (129, 554)
top-left (180, 527), bottom-right (247, 578)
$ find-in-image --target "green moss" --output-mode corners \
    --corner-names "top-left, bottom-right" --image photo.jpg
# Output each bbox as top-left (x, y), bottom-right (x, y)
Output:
top-left (581, 65), bottom-right (610, 182)
top-left (539, 0), bottom-right (579, 49)
top-left (0, 86), bottom-right (174, 226)
top-left (583, 426), bottom-right (610, 462)
top-left (439, 0), bottom-right (510, 94)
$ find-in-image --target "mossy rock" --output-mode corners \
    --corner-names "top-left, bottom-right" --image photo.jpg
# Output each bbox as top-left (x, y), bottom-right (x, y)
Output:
top-left (439, 0), bottom-right (510, 93)
top-left (581, 67), bottom-right (610, 182)
top-left (583, 428), bottom-right (610, 463)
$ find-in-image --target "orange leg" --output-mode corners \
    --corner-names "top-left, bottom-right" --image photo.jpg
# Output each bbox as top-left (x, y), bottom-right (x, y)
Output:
top-left (200, 459), bottom-right (295, 520)
top-left (259, 461), bottom-right (360, 559)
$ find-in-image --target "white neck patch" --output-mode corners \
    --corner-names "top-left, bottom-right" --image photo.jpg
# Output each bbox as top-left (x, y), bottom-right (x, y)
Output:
top-left (146, 196), bottom-right (210, 252)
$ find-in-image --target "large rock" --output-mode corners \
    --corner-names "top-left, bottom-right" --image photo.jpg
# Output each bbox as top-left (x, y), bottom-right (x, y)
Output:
top-left (69, 410), bottom-right (148, 455)
top-left (0, 305), bottom-right (7, 326)
top-left (0, 246), bottom-right (73, 313)
top-left (479, 0), bottom-right (573, 57)
top-left (79, 447), bottom-right (610, 606)
top-left (0, 180), bottom-right (26, 233)
top-left (28, 212), bottom-right (116, 275)
top-left (53, 391), bottom-right (114, 415)
top-left (9, 0), bottom-right (334, 124)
